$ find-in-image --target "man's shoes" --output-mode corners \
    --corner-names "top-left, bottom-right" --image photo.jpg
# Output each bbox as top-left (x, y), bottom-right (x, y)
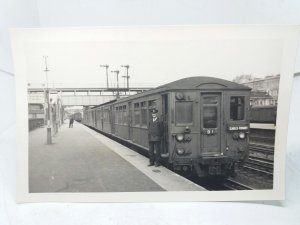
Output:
top-left (148, 163), bottom-right (154, 167)
top-left (154, 162), bottom-right (160, 167)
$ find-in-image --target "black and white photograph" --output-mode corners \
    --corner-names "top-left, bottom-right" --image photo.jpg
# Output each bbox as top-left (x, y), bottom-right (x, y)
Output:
top-left (12, 26), bottom-right (299, 202)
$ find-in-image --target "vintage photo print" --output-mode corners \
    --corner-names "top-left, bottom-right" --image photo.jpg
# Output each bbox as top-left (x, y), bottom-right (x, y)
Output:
top-left (12, 26), bottom-right (299, 202)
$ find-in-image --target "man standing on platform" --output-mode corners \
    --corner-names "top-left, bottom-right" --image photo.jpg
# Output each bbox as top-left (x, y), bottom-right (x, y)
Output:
top-left (148, 108), bottom-right (163, 167)
top-left (69, 116), bottom-right (74, 128)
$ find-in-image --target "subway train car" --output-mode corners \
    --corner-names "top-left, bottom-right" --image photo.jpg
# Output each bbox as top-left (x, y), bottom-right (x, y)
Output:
top-left (83, 77), bottom-right (251, 177)
top-left (28, 103), bottom-right (45, 131)
top-left (72, 112), bottom-right (83, 122)
top-left (250, 105), bottom-right (277, 124)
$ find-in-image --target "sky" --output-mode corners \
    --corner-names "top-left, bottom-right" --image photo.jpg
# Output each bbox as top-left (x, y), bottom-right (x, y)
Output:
top-left (25, 32), bottom-right (283, 88)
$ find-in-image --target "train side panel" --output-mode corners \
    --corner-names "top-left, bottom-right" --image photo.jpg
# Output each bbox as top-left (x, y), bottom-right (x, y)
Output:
top-left (224, 91), bottom-right (250, 162)
top-left (114, 104), bottom-right (129, 140)
top-left (250, 106), bottom-right (277, 124)
top-left (167, 91), bottom-right (199, 165)
top-left (167, 88), bottom-right (250, 176)
top-left (103, 107), bottom-right (112, 133)
top-left (82, 77), bottom-right (251, 178)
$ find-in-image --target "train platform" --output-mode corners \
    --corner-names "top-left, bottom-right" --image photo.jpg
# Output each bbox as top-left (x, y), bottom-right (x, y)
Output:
top-left (29, 121), bottom-right (205, 193)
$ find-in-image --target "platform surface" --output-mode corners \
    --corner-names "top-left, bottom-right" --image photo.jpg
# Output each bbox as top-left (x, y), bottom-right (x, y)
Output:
top-left (29, 121), bottom-right (205, 192)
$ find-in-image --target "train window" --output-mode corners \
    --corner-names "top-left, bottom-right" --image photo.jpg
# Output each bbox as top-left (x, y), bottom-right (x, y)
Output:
top-left (119, 107), bottom-right (123, 124)
top-left (230, 96), bottom-right (245, 120)
top-left (103, 109), bottom-right (109, 122)
top-left (141, 109), bottom-right (147, 126)
top-left (123, 105), bottom-right (127, 124)
top-left (134, 110), bottom-right (140, 125)
top-left (148, 100), bottom-right (156, 108)
top-left (140, 101), bottom-right (147, 126)
top-left (203, 96), bottom-right (218, 104)
top-left (105, 110), bottom-right (109, 122)
top-left (117, 107), bottom-right (120, 124)
top-left (203, 106), bottom-right (217, 128)
top-left (175, 101), bottom-right (193, 124)
top-left (96, 110), bottom-right (101, 121)
top-left (134, 103), bottom-right (140, 126)
top-left (115, 107), bottom-right (119, 124)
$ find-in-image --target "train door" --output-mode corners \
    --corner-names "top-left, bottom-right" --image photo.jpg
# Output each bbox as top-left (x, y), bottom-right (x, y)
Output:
top-left (161, 94), bottom-right (169, 157)
top-left (109, 105), bottom-right (115, 134)
top-left (200, 93), bottom-right (222, 155)
top-left (91, 111), bottom-right (95, 127)
top-left (128, 102), bottom-right (133, 140)
top-left (94, 110), bottom-right (97, 127)
top-left (101, 108), bottom-right (104, 130)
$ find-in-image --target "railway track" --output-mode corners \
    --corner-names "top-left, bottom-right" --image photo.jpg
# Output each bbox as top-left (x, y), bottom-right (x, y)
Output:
top-left (222, 178), bottom-right (253, 190)
top-left (245, 143), bottom-right (274, 176)
top-left (249, 143), bottom-right (274, 160)
top-left (195, 177), bottom-right (254, 191)
top-left (247, 156), bottom-right (273, 169)
top-left (249, 143), bottom-right (274, 153)
top-left (249, 136), bottom-right (274, 144)
top-left (200, 143), bottom-right (275, 190)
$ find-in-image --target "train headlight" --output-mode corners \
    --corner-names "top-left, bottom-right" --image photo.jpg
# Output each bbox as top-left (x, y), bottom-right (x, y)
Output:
top-left (184, 126), bottom-right (191, 133)
top-left (175, 92), bottom-right (184, 100)
top-left (176, 133), bottom-right (184, 142)
top-left (232, 132), bottom-right (239, 140)
top-left (176, 148), bottom-right (185, 155)
top-left (239, 132), bottom-right (246, 139)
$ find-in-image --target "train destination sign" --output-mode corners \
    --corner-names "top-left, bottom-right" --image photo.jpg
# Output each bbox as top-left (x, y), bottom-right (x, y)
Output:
top-left (228, 126), bottom-right (249, 131)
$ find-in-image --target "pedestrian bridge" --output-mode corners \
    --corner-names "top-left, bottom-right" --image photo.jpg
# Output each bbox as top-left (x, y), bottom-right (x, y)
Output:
top-left (61, 95), bottom-right (116, 106)
top-left (28, 87), bottom-right (152, 106)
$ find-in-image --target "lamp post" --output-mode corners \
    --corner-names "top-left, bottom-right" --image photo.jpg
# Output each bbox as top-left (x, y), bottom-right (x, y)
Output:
top-left (43, 55), bottom-right (52, 145)
top-left (111, 70), bottom-right (120, 98)
top-left (121, 65), bottom-right (130, 91)
top-left (100, 64), bottom-right (109, 89)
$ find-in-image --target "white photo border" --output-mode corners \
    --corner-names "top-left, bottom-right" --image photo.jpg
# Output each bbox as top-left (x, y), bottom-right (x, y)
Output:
top-left (12, 25), bottom-right (300, 202)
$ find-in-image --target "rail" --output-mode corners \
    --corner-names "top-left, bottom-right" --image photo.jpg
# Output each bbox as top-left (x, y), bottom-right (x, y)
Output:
top-left (223, 178), bottom-right (254, 190)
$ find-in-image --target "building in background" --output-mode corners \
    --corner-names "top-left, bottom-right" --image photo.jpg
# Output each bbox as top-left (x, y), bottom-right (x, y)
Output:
top-left (28, 84), bottom-right (63, 132)
top-left (233, 74), bottom-right (280, 106)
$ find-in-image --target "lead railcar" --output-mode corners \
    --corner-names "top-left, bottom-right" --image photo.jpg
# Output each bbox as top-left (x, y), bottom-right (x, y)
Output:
top-left (83, 77), bottom-right (251, 177)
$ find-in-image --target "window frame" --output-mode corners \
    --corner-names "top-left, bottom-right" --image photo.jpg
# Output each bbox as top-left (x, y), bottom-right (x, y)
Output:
top-left (122, 105), bottom-right (127, 125)
top-left (140, 101), bottom-right (148, 128)
top-left (202, 105), bottom-right (218, 128)
top-left (229, 95), bottom-right (246, 121)
top-left (133, 102), bottom-right (141, 126)
top-left (175, 100), bottom-right (194, 126)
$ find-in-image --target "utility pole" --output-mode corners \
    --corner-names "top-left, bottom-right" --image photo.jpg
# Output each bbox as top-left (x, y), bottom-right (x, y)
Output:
top-left (121, 65), bottom-right (130, 91)
top-left (43, 55), bottom-right (52, 145)
top-left (100, 64), bottom-right (109, 89)
top-left (111, 70), bottom-right (120, 98)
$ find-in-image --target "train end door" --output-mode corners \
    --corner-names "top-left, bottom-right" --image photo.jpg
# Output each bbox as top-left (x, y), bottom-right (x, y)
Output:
top-left (101, 108), bottom-right (104, 130)
top-left (200, 93), bottom-right (222, 156)
top-left (109, 105), bottom-right (115, 134)
top-left (161, 94), bottom-right (169, 157)
top-left (128, 102), bottom-right (133, 140)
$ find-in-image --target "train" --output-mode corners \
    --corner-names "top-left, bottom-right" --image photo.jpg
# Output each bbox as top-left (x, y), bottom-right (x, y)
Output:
top-left (250, 105), bottom-right (277, 124)
top-left (28, 103), bottom-right (45, 131)
top-left (72, 112), bottom-right (83, 122)
top-left (82, 76), bottom-right (251, 178)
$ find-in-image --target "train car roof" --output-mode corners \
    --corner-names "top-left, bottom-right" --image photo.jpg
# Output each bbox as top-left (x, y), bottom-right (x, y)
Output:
top-left (89, 99), bottom-right (117, 109)
top-left (116, 76), bottom-right (250, 102)
top-left (161, 76), bottom-right (251, 90)
top-left (86, 76), bottom-right (251, 108)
